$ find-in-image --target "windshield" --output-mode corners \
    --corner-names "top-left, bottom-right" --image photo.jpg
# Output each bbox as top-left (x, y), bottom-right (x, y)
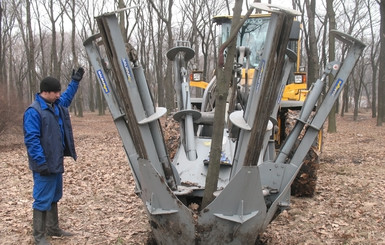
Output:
top-left (221, 17), bottom-right (270, 69)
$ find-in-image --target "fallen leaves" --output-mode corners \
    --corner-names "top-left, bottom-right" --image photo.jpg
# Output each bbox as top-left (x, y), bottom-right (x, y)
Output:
top-left (260, 113), bottom-right (385, 244)
top-left (1, 111), bottom-right (385, 244)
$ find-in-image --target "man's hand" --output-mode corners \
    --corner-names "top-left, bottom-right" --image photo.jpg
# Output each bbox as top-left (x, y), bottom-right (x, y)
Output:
top-left (38, 163), bottom-right (50, 176)
top-left (40, 169), bottom-right (51, 176)
top-left (72, 67), bottom-right (85, 82)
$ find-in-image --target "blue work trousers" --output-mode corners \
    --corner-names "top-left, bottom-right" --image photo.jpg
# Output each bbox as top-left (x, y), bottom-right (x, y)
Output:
top-left (32, 172), bottom-right (63, 211)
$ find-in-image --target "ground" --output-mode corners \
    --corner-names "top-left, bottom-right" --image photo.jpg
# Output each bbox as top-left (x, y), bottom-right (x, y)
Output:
top-left (0, 111), bottom-right (384, 244)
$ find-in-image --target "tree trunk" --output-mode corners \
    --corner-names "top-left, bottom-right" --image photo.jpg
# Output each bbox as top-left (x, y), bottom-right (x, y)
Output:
top-left (353, 65), bottom-right (365, 121)
top-left (155, 30), bottom-right (164, 107)
top-left (341, 84), bottom-right (349, 117)
top-left (201, 0), bottom-right (244, 209)
top-left (36, 6), bottom-right (48, 78)
top-left (26, 0), bottom-right (37, 101)
top-left (68, 0), bottom-right (83, 117)
top-left (378, 1), bottom-right (385, 126)
top-left (89, 67), bottom-right (95, 112)
top-left (367, 1), bottom-right (379, 118)
top-left (164, 0), bottom-right (175, 111)
top-left (326, 0), bottom-right (337, 132)
top-left (118, 0), bottom-right (127, 42)
top-left (97, 86), bottom-right (105, 116)
top-left (305, 0), bottom-right (320, 89)
top-left (148, 1), bottom-right (164, 107)
top-left (0, 2), bottom-right (4, 86)
top-left (49, 0), bottom-right (58, 77)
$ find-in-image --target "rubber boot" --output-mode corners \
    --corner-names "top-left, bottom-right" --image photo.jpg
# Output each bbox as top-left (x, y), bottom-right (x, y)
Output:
top-left (46, 202), bottom-right (74, 237)
top-left (33, 209), bottom-right (51, 245)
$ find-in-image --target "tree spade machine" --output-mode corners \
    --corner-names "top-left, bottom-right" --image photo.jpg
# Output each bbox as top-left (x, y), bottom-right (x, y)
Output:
top-left (83, 3), bottom-right (366, 244)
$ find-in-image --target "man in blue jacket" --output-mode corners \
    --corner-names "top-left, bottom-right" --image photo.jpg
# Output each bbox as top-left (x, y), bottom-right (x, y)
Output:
top-left (24, 68), bottom-right (84, 245)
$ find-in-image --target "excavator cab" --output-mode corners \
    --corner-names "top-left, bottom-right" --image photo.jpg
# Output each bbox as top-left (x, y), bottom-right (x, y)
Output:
top-left (213, 14), bottom-right (302, 82)
top-left (215, 14), bottom-right (271, 69)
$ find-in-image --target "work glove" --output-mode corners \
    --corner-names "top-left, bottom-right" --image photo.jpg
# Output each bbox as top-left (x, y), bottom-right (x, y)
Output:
top-left (40, 169), bottom-right (51, 176)
top-left (72, 67), bottom-right (85, 82)
top-left (38, 163), bottom-right (50, 176)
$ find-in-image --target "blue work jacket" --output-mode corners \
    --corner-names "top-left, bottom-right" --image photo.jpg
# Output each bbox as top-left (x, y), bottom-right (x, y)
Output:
top-left (24, 80), bottom-right (79, 173)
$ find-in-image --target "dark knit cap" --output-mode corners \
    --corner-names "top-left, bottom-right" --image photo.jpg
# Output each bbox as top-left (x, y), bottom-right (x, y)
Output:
top-left (40, 76), bottom-right (61, 92)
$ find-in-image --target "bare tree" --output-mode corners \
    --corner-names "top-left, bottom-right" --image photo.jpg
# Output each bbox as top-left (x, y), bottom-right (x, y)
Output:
top-left (26, 0), bottom-right (38, 102)
top-left (352, 55), bottom-right (368, 120)
top-left (0, 0), bottom-right (379, 124)
top-left (12, 1), bottom-right (32, 101)
top-left (147, 2), bottom-right (164, 106)
top-left (178, 0), bottom-right (204, 93)
top-left (295, 0), bottom-right (377, 125)
top-left (202, 0), bottom-right (254, 209)
top-left (1, 1), bottom-right (19, 99)
top-left (295, 0), bottom-right (320, 88)
top-left (0, 0), bottom-right (4, 85)
top-left (326, 0), bottom-right (337, 132)
top-left (366, 0), bottom-right (380, 118)
top-left (201, 0), bottom-right (243, 208)
top-left (377, 0), bottom-right (385, 125)
top-left (178, 0), bottom-right (227, 96)
top-left (63, 0), bottom-right (84, 116)
top-left (41, 0), bottom-right (66, 77)
top-left (338, 0), bottom-right (371, 117)
top-left (134, 1), bottom-right (155, 98)
top-left (148, 0), bottom-right (174, 111)
top-left (31, 2), bottom-right (48, 79)
top-left (78, 0), bottom-right (108, 114)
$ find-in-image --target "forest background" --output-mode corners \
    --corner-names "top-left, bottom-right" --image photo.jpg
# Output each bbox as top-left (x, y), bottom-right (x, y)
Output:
top-left (0, 0), bottom-right (385, 132)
